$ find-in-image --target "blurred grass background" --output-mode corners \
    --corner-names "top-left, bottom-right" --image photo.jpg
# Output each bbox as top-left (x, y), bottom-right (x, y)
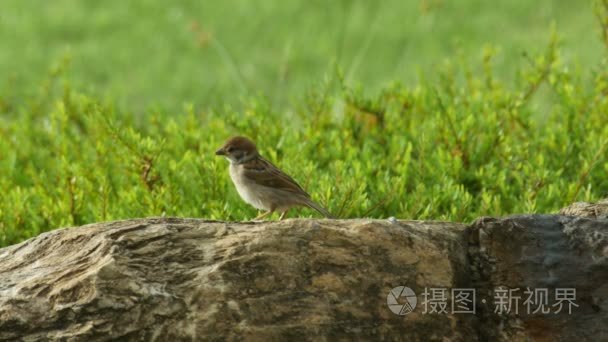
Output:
top-left (1, 0), bottom-right (608, 247)
top-left (0, 0), bottom-right (602, 110)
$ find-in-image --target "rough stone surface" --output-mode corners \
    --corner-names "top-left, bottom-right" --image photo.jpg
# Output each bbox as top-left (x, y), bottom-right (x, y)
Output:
top-left (0, 218), bottom-right (474, 341)
top-left (469, 215), bottom-right (608, 341)
top-left (559, 198), bottom-right (608, 218)
top-left (0, 208), bottom-right (606, 341)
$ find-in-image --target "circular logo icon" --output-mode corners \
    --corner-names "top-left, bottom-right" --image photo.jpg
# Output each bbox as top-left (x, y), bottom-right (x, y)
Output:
top-left (387, 286), bottom-right (417, 315)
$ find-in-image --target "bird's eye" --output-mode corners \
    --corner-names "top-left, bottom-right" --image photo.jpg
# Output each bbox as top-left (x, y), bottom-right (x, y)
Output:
top-left (226, 147), bottom-right (234, 153)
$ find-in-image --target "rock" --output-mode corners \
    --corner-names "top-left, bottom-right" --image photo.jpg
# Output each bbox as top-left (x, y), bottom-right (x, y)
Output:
top-left (0, 218), bottom-right (474, 341)
top-left (559, 198), bottom-right (608, 218)
top-left (470, 214), bottom-right (608, 341)
top-left (0, 211), bottom-right (606, 341)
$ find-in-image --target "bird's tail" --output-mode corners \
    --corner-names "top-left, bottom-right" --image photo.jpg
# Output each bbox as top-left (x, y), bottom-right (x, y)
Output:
top-left (304, 199), bottom-right (335, 219)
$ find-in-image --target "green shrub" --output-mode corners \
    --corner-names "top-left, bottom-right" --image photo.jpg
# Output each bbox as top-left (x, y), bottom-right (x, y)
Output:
top-left (1, 35), bottom-right (607, 247)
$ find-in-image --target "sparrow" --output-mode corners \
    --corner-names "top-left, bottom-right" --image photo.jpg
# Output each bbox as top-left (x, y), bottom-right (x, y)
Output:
top-left (215, 136), bottom-right (334, 220)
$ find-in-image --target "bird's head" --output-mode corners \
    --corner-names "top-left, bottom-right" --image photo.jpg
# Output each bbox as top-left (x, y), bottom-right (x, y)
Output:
top-left (215, 136), bottom-right (258, 164)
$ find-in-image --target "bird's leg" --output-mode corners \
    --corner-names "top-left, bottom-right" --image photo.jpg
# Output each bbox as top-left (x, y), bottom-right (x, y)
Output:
top-left (279, 209), bottom-right (289, 221)
top-left (253, 210), bottom-right (272, 221)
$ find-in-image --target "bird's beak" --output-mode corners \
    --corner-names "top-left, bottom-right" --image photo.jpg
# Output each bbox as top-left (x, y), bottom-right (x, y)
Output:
top-left (215, 148), bottom-right (226, 156)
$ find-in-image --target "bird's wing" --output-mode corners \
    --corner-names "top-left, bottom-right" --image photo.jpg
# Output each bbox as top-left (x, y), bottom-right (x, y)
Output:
top-left (240, 157), bottom-right (311, 197)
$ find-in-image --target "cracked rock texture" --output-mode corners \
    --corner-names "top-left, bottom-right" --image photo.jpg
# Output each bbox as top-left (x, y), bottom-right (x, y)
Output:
top-left (559, 198), bottom-right (608, 218)
top-left (0, 201), bottom-right (607, 341)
